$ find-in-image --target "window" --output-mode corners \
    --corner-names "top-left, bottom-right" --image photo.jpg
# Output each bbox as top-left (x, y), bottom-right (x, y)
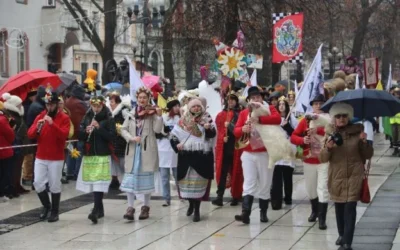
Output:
top-left (81, 62), bottom-right (88, 79)
top-left (92, 62), bottom-right (99, 75)
top-left (17, 34), bottom-right (28, 72)
top-left (16, 0), bottom-right (27, 4)
top-left (0, 30), bottom-right (8, 76)
top-left (150, 52), bottom-right (159, 76)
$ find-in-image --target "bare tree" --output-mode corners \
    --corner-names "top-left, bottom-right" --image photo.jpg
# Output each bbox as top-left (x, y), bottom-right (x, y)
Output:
top-left (62, 0), bottom-right (117, 84)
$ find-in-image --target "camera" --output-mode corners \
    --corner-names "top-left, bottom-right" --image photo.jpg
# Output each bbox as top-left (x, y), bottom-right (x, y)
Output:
top-left (329, 132), bottom-right (343, 146)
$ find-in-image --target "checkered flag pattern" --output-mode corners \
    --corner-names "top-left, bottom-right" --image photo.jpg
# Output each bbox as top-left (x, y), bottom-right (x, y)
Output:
top-left (272, 12), bottom-right (303, 64)
top-left (272, 12), bottom-right (300, 25)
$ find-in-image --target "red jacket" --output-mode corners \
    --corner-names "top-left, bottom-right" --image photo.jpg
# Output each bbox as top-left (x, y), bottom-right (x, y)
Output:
top-left (0, 113), bottom-right (15, 159)
top-left (234, 105), bottom-right (281, 153)
top-left (290, 117), bottom-right (325, 164)
top-left (27, 110), bottom-right (70, 161)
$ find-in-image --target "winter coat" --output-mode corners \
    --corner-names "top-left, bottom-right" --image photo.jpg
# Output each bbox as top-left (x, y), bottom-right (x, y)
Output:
top-left (121, 109), bottom-right (163, 173)
top-left (79, 107), bottom-right (116, 156)
top-left (214, 108), bottom-right (243, 199)
top-left (27, 110), bottom-right (70, 161)
top-left (7, 110), bottom-right (28, 155)
top-left (108, 102), bottom-right (130, 157)
top-left (319, 123), bottom-right (374, 203)
top-left (0, 112), bottom-right (15, 159)
top-left (26, 87), bottom-right (46, 128)
top-left (65, 96), bottom-right (88, 140)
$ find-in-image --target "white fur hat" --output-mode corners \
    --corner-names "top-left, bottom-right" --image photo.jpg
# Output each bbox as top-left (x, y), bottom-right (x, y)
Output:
top-left (187, 98), bottom-right (204, 111)
top-left (329, 102), bottom-right (353, 120)
top-left (2, 93), bottom-right (24, 116)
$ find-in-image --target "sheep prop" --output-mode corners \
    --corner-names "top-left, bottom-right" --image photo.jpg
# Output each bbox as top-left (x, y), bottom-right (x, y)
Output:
top-left (249, 102), bottom-right (295, 169)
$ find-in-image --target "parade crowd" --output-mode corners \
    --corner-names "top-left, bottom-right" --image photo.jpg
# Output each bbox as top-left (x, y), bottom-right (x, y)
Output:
top-left (1, 63), bottom-right (400, 250)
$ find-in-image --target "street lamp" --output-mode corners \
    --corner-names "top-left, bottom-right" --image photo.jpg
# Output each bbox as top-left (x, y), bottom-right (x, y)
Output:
top-left (327, 46), bottom-right (343, 78)
top-left (124, 0), bottom-right (165, 76)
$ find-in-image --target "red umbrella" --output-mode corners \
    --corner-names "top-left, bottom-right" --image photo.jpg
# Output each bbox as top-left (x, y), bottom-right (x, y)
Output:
top-left (142, 74), bottom-right (160, 89)
top-left (0, 69), bottom-right (61, 100)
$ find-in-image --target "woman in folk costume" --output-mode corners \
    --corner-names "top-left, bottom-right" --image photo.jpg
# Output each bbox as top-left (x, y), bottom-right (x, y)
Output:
top-left (156, 97), bottom-right (180, 207)
top-left (270, 96), bottom-right (298, 210)
top-left (120, 87), bottom-right (163, 221)
top-left (212, 92), bottom-right (243, 207)
top-left (76, 96), bottom-right (116, 224)
top-left (170, 98), bottom-right (216, 222)
top-left (290, 94), bottom-right (330, 230)
top-left (106, 91), bottom-right (131, 189)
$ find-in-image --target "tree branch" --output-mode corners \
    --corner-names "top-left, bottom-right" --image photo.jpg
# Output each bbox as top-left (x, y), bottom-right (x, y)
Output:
top-left (65, 0), bottom-right (104, 55)
top-left (90, 0), bottom-right (104, 13)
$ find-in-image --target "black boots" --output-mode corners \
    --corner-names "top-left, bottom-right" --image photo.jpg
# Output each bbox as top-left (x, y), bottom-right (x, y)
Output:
top-left (235, 195), bottom-right (253, 224)
top-left (193, 200), bottom-right (201, 222)
top-left (212, 195), bottom-right (224, 207)
top-left (186, 200), bottom-right (194, 216)
top-left (259, 199), bottom-right (269, 223)
top-left (270, 200), bottom-right (282, 210)
top-left (230, 198), bottom-right (239, 206)
top-left (336, 236), bottom-right (343, 246)
top-left (89, 192), bottom-right (104, 224)
top-left (48, 193), bottom-right (61, 222)
top-left (318, 203), bottom-right (328, 230)
top-left (37, 191), bottom-right (51, 220)
top-left (308, 198), bottom-right (319, 222)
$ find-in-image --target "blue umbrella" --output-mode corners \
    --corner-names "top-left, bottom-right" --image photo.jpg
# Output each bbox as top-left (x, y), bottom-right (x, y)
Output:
top-left (104, 82), bottom-right (123, 91)
top-left (321, 89), bottom-right (400, 119)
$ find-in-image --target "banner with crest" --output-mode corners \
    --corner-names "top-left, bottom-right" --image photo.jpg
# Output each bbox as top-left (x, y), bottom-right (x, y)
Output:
top-left (272, 12), bottom-right (304, 64)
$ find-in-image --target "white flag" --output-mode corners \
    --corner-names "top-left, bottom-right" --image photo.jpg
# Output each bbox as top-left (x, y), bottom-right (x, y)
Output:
top-left (242, 69), bottom-right (257, 97)
top-left (125, 55), bottom-right (144, 102)
top-left (355, 74), bottom-right (360, 89)
top-left (295, 44), bottom-right (324, 113)
top-left (386, 64), bottom-right (392, 92)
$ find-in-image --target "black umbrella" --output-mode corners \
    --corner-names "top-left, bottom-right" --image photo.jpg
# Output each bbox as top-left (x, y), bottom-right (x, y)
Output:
top-left (56, 73), bottom-right (77, 94)
top-left (321, 89), bottom-right (400, 119)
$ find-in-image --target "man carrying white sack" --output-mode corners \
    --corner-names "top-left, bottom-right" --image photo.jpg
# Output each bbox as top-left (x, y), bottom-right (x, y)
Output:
top-left (27, 89), bottom-right (70, 222)
top-left (290, 94), bottom-right (330, 230)
top-left (233, 86), bottom-right (281, 224)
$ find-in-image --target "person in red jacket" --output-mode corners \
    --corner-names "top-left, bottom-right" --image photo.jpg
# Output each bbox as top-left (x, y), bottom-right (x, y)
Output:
top-left (0, 104), bottom-right (15, 202)
top-left (27, 90), bottom-right (70, 223)
top-left (212, 93), bottom-right (243, 207)
top-left (290, 94), bottom-right (330, 230)
top-left (234, 87), bottom-right (281, 225)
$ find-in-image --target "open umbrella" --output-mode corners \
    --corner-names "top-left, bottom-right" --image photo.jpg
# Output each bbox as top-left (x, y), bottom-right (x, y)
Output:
top-left (142, 75), bottom-right (160, 89)
top-left (56, 73), bottom-right (77, 94)
top-left (0, 69), bottom-right (61, 100)
top-left (104, 82), bottom-right (123, 91)
top-left (321, 89), bottom-right (400, 119)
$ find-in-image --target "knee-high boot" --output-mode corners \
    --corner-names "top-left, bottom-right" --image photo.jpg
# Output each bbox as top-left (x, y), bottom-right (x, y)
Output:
top-left (186, 199), bottom-right (194, 216)
top-left (259, 199), bottom-right (269, 223)
top-left (37, 191), bottom-right (51, 220)
top-left (48, 193), bottom-right (60, 222)
top-left (308, 198), bottom-right (319, 222)
top-left (318, 202), bottom-right (328, 230)
top-left (235, 195), bottom-right (254, 224)
top-left (193, 200), bottom-right (201, 222)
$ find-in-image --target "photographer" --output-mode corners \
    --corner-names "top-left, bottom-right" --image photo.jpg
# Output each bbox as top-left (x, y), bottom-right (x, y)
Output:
top-left (320, 103), bottom-right (373, 250)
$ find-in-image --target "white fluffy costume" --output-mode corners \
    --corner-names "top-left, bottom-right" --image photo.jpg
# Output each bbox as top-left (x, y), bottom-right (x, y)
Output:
top-left (249, 101), bottom-right (294, 168)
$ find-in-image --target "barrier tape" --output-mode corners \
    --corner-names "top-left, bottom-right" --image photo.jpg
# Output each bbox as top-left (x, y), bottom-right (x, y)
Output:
top-left (0, 140), bottom-right (78, 150)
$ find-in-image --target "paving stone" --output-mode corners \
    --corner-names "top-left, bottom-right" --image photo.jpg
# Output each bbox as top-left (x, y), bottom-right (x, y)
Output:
top-left (356, 222), bottom-right (399, 229)
top-left (358, 217), bottom-right (400, 224)
top-left (351, 243), bottom-right (392, 250)
top-left (354, 228), bottom-right (397, 236)
top-left (352, 236), bottom-right (394, 244)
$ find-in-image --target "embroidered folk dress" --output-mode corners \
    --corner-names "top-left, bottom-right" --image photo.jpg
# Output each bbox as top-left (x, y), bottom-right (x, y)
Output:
top-left (170, 120), bottom-right (216, 200)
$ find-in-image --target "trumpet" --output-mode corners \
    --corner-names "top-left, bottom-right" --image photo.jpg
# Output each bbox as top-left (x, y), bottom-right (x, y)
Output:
top-left (235, 107), bottom-right (252, 150)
